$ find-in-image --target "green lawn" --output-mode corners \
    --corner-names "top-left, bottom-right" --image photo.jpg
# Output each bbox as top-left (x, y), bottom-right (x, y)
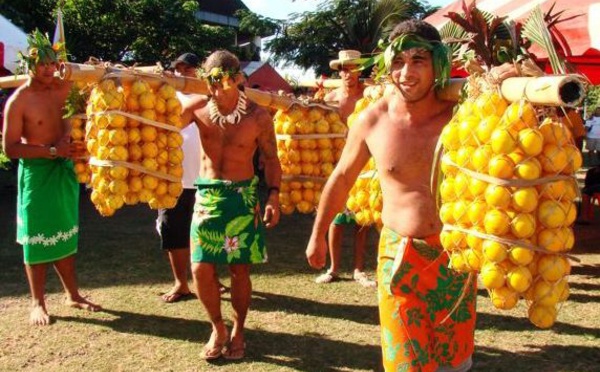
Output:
top-left (0, 169), bottom-right (598, 372)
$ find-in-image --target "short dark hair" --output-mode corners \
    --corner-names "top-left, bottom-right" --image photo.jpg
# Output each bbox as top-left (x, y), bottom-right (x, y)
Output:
top-left (389, 19), bottom-right (441, 44)
top-left (203, 50), bottom-right (240, 73)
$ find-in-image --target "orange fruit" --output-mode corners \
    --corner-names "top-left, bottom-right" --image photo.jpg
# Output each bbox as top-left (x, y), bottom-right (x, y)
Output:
top-left (517, 128), bottom-right (544, 157)
top-left (471, 145), bottom-right (493, 172)
top-left (514, 157), bottom-right (542, 180)
top-left (538, 200), bottom-right (567, 228)
top-left (482, 240), bottom-right (508, 263)
top-left (510, 212), bottom-right (536, 239)
top-left (484, 184), bottom-right (511, 209)
top-left (506, 265), bottom-right (533, 293)
top-left (528, 303), bottom-right (556, 329)
top-left (488, 154), bottom-right (514, 179)
top-left (490, 286), bottom-right (519, 310)
top-left (480, 262), bottom-right (506, 289)
top-left (511, 187), bottom-right (538, 213)
top-left (491, 128), bottom-right (518, 154)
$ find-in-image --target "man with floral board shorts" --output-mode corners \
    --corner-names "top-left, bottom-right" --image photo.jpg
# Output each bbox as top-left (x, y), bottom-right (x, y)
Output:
top-left (181, 50), bottom-right (281, 360)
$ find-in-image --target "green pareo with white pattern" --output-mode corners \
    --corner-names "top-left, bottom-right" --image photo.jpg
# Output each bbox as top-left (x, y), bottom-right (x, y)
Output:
top-left (17, 158), bottom-right (79, 265)
top-left (190, 177), bottom-right (267, 264)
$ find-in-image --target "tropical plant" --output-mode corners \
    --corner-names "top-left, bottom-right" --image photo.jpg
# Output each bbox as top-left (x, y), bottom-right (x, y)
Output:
top-left (266, 0), bottom-right (438, 75)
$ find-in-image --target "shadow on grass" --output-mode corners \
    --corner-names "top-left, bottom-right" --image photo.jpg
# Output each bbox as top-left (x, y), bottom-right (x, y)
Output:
top-left (228, 290), bottom-right (379, 326)
top-left (569, 281), bottom-right (600, 291)
top-left (570, 263), bottom-right (600, 277)
top-left (55, 308), bottom-right (382, 372)
top-left (477, 311), bottom-right (600, 338)
top-left (474, 344), bottom-right (600, 372)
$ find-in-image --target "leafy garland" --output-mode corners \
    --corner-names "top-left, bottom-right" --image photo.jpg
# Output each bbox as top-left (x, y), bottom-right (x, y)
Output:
top-left (359, 34), bottom-right (452, 89)
top-left (16, 29), bottom-right (65, 74)
top-left (198, 67), bottom-right (241, 89)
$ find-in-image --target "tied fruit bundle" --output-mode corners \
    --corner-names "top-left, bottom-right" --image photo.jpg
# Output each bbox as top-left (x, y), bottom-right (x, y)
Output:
top-left (85, 78), bottom-right (185, 216)
top-left (437, 77), bottom-right (582, 329)
top-left (344, 85), bottom-right (390, 229)
top-left (275, 104), bottom-right (346, 214)
top-left (69, 115), bottom-right (92, 184)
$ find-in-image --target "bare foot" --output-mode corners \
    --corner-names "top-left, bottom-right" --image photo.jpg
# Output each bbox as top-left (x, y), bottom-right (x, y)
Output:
top-left (30, 305), bottom-right (51, 326)
top-left (65, 295), bottom-right (102, 312)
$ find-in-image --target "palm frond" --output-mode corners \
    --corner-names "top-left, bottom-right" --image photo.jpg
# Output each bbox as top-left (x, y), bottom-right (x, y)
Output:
top-left (522, 5), bottom-right (565, 74)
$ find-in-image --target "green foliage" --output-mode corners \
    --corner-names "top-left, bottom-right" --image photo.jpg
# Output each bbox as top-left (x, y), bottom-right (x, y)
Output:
top-left (266, 0), bottom-right (438, 76)
top-left (235, 10), bottom-right (279, 38)
top-left (585, 85), bottom-right (600, 114)
top-left (0, 0), bottom-right (235, 65)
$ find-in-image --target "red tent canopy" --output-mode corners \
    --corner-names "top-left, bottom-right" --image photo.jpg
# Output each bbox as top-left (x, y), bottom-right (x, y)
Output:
top-left (424, 0), bottom-right (600, 84)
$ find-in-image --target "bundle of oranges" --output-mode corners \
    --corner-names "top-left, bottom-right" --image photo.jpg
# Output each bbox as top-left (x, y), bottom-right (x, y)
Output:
top-left (84, 78), bottom-right (184, 216)
top-left (343, 85), bottom-right (388, 229)
top-left (70, 115), bottom-right (92, 184)
top-left (438, 80), bottom-right (581, 328)
top-left (275, 104), bottom-right (347, 214)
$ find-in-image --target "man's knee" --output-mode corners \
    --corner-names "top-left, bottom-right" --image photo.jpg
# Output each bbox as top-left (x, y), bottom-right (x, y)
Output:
top-left (229, 264), bottom-right (251, 279)
top-left (191, 262), bottom-right (215, 280)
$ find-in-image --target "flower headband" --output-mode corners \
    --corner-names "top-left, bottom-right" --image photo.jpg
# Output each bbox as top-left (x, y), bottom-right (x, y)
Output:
top-left (198, 66), bottom-right (241, 90)
top-left (17, 29), bottom-right (65, 74)
top-left (361, 34), bottom-right (452, 89)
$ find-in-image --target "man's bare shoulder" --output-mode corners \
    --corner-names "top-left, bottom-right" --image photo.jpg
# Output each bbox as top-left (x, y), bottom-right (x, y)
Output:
top-left (324, 87), bottom-right (343, 102)
top-left (356, 96), bottom-right (389, 128)
top-left (248, 102), bottom-right (273, 125)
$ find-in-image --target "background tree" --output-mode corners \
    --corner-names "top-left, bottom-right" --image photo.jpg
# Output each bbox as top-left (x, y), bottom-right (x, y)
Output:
top-left (235, 9), bottom-right (280, 61)
top-left (266, 0), bottom-right (439, 75)
top-left (0, 0), bottom-right (235, 65)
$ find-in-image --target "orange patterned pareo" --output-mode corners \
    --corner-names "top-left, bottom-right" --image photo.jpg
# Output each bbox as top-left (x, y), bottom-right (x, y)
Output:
top-left (377, 227), bottom-right (477, 372)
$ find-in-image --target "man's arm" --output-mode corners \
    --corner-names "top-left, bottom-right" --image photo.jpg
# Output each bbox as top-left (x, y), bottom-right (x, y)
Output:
top-left (256, 107), bottom-right (282, 228)
top-left (179, 94), bottom-right (207, 128)
top-left (306, 108), bottom-right (372, 269)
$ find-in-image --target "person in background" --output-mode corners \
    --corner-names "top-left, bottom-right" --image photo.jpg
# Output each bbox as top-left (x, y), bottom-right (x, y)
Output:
top-left (585, 107), bottom-right (600, 161)
top-left (2, 30), bottom-right (100, 325)
top-left (157, 53), bottom-right (227, 303)
top-left (315, 50), bottom-right (376, 288)
top-left (576, 164), bottom-right (600, 224)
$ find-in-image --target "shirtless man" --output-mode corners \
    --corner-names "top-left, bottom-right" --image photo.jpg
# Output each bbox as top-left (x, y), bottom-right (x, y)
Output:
top-left (2, 31), bottom-right (100, 326)
top-left (180, 50), bottom-right (281, 360)
top-left (315, 50), bottom-right (375, 288)
top-left (307, 20), bottom-right (515, 371)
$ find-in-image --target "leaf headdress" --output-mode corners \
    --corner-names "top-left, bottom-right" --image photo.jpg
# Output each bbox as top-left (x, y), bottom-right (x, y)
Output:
top-left (361, 34), bottom-right (452, 90)
top-left (198, 66), bottom-right (241, 90)
top-left (17, 29), bottom-right (64, 74)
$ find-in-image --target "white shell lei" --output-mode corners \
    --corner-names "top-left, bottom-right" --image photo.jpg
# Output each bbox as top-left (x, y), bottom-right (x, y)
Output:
top-left (208, 90), bottom-right (248, 129)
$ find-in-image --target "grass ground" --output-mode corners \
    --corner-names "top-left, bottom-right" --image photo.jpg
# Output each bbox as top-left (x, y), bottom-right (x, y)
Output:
top-left (0, 167), bottom-right (598, 372)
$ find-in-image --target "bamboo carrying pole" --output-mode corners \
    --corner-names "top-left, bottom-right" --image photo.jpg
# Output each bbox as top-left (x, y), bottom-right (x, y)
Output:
top-left (58, 63), bottom-right (338, 111)
top-left (2, 63), bottom-right (586, 109)
top-left (297, 76), bottom-right (586, 107)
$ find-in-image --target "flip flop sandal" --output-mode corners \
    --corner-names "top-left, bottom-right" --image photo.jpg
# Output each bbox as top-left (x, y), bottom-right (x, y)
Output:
top-left (315, 271), bottom-right (339, 284)
top-left (222, 342), bottom-right (246, 360)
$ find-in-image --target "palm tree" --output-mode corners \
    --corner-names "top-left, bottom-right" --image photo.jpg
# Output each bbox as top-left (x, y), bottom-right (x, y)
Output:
top-left (266, 0), bottom-right (438, 75)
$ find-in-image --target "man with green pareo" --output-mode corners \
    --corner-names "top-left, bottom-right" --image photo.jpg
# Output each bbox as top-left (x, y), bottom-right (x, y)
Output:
top-left (307, 20), bottom-right (516, 371)
top-left (181, 50), bottom-right (282, 360)
top-left (2, 30), bottom-right (101, 326)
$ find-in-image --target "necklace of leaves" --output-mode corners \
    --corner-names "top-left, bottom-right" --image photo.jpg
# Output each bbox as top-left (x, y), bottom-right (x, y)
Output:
top-left (208, 90), bottom-right (248, 129)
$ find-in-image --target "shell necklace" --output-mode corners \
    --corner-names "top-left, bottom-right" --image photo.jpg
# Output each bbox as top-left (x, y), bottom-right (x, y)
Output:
top-left (208, 90), bottom-right (248, 128)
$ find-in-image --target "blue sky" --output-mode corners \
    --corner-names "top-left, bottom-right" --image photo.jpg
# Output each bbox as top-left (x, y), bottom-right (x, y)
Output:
top-left (243, 0), bottom-right (454, 20)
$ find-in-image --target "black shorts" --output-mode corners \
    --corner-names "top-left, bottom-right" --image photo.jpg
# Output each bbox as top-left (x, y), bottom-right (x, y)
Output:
top-left (156, 188), bottom-right (196, 250)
